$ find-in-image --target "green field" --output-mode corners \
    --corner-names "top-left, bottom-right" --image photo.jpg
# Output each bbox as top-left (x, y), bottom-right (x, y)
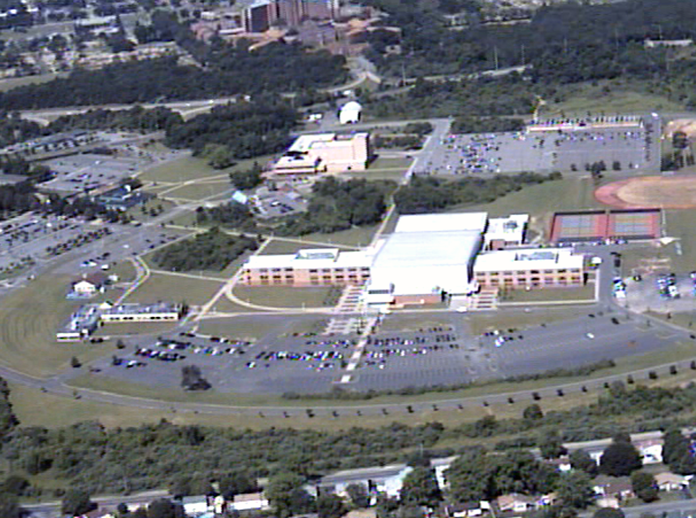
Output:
top-left (0, 73), bottom-right (62, 92)
top-left (297, 225), bottom-right (379, 247)
top-left (457, 177), bottom-right (606, 240)
top-left (196, 315), bottom-right (328, 341)
top-left (540, 83), bottom-right (684, 117)
top-left (258, 239), bottom-right (307, 255)
top-left (161, 181), bottom-right (233, 202)
top-left (501, 284), bottom-right (596, 303)
top-left (0, 275), bottom-right (118, 377)
top-left (139, 156), bottom-right (227, 183)
top-left (125, 272), bottom-right (222, 306)
top-left (232, 285), bottom-right (336, 308)
top-left (140, 155), bottom-right (275, 184)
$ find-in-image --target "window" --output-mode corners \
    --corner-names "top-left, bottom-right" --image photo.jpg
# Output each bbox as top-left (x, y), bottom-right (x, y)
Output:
top-left (272, 268), bottom-right (281, 272)
top-left (309, 269), bottom-right (318, 273)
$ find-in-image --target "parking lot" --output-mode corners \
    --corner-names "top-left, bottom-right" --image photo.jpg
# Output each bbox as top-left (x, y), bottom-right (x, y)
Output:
top-left (72, 304), bottom-right (687, 395)
top-left (422, 123), bottom-right (657, 176)
top-left (41, 153), bottom-right (151, 194)
top-left (621, 272), bottom-right (696, 314)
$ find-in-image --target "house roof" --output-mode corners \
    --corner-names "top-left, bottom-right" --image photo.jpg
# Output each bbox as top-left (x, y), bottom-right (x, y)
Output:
top-left (655, 472), bottom-right (687, 485)
top-left (319, 464), bottom-right (410, 485)
top-left (233, 492), bottom-right (267, 503)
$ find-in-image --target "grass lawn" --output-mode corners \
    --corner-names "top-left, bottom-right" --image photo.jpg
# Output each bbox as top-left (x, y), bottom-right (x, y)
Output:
top-left (501, 284), bottom-right (596, 303)
top-left (124, 272), bottom-right (222, 306)
top-left (196, 316), bottom-right (327, 341)
top-left (139, 156), bottom-right (225, 183)
top-left (370, 157), bottom-right (413, 170)
top-left (126, 199), bottom-right (176, 222)
top-left (454, 177), bottom-right (606, 240)
top-left (108, 260), bottom-right (137, 283)
top-left (140, 155), bottom-right (275, 184)
top-left (258, 239), bottom-right (306, 255)
top-left (620, 209), bottom-right (696, 276)
top-left (0, 73), bottom-right (61, 92)
top-left (540, 83), bottom-right (684, 117)
top-left (344, 170), bottom-right (407, 182)
top-left (298, 225), bottom-right (378, 248)
top-left (0, 275), bottom-right (119, 377)
top-left (161, 182), bottom-right (233, 202)
top-left (232, 285), bottom-right (336, 308)
top-left (467, 307), bottom-right (589, 335)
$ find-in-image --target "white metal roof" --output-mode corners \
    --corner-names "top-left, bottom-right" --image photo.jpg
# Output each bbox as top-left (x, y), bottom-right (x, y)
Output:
top-left (473, 248), bottom-right (584, 273)
top-left (369, 231), bottom-right (482, 295)
top-left (394, 212), bottom-right (488, 234)
top-left (243, 249), bottom-right (373, 270)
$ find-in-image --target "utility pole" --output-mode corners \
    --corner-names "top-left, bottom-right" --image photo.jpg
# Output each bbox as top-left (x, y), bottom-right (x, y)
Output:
top-left (493, 45), bottom-right (499, 70)
top-left (521, 44), bottom-right (526, 66)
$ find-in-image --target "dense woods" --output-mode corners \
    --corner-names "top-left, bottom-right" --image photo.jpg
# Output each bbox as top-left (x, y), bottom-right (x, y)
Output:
top-left (1, 378), bottom-right (696, 500)
top-left (0, 40), bottom-right (347, 109)
top-left (164, 97), bottom-right (297, 162)
top-left (152, 227), bottom-right (257, 271)
top-left (394, 172), bottom-right (560, 214)
top-left (275, 177), bottom-right (394, 236)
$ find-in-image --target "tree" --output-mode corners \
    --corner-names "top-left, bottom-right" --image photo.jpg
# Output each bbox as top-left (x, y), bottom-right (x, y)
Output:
top-left (181, 365), bottom-right (211, 391)
top-left (0, 497), bottom-right (22, 518)
top-left (266, 472), bottom-right (314, 518)
top-left (2, 475), bottom-right (29, 496)
top-left (662, 429), bottom-right (696, 475)
top-left (61, 488), bottom-right (94, 516)
top-left (346, 483), bottom-right (370, 508)
top-left (70, 356), bottom-right (81, 368)
top-left (399, 467), bottom-right (441, 507)
top-left (539, 429), bottom-right (567, 459)
top-left (316, 494), bottom-right (346, 518)
top-left (599, 440), bottom-right (642, 476)
top-left (593, 508), bottom-right (625, 518)
top-left (147, 498), bottom-right (186, 518)
top-left (569, 449), bottom-right (598, 476)
top-left (523, 404), bottom-right (544, 420)
top-left (631, 472), bottom-right (658, 503)
top-left (554, 471), bottom-right (595, 510)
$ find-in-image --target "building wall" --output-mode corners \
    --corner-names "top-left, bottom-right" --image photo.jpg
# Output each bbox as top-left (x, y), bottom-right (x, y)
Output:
top-left (393, 293), bottom-right (441, 306)
top-left (475, 267), bottom-right (583, 288)
top-left (101, 312), bottom-right (180, 323)
top-left (241, 265), bottom-right (370, 286)
top-left (272, 134), bottom-right (370, 176)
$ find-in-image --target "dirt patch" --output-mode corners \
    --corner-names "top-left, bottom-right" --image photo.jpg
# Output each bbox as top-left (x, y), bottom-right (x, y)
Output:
top-left (595, 175), bottom-right (696, 209)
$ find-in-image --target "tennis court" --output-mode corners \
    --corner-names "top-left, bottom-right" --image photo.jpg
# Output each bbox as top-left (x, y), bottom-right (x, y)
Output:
top-left (551, 209), bottom-right (661, 243)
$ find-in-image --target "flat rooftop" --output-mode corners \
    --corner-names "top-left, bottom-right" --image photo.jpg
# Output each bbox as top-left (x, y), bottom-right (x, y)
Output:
top-left (394, 212), bottom-right (488, 233)
top-left (485, 214), bottom-right (529, 243)
top-left (102, 302), bottom-right (179, 315)
top-left (243, 248), bottom-right (373, 270)
top-left (474, 248), bottom-right (584, 272)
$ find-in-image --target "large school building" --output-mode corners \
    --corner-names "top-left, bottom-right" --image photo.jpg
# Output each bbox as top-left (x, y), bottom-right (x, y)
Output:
top-left (240, 212), bottom-right (588, 308)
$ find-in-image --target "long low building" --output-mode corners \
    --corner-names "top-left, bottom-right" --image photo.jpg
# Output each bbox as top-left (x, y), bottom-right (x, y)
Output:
top-left (474, 248), bottom-right (585, 289)
top-left (100, 302), bottom-right (181, 323)
top-left (240, 248), bottom-right (372, 286)
top-left (271, 132), bottom-right (371, 176)
top-left (365, 213), bottom-right (487, 307)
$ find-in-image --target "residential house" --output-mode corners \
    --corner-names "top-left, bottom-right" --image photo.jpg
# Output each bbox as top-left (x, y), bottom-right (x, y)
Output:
top-left (593, 476), bottom-right (635, 502)
top-left (496, 494), bottom-right (538, 514)
top-left (445, 502), bottom-right (486, 518)
top-left (637, 440), bottom-right (663, 464)
top-left (230, 492), bottom-right (270, 511)
top-left (310, 464), bottom-right (413, 499)
top-left (72, 272), bottom-right (108, 297)
top-left (655, 472), bottom-right (688, 492)
top-left (181, 495), bottom-right (209, 515)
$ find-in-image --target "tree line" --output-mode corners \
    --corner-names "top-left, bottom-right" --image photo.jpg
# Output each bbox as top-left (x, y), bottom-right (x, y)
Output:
top-left (394, 172), bottom-right (560, 214)
top-left (152, 227), bottom-right (257, 272)
top-left (274, 177), bottom-right (394, 236)
top-left (0, 39), bottom-right (347, 110)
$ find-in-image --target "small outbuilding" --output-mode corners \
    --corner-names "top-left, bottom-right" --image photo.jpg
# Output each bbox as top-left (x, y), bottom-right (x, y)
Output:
top-left (339, 101), bottom-right (362, 124)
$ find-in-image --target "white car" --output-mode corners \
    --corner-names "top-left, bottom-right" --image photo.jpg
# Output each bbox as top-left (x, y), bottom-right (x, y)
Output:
top-left (585, 333), bottom-right (595, 339)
